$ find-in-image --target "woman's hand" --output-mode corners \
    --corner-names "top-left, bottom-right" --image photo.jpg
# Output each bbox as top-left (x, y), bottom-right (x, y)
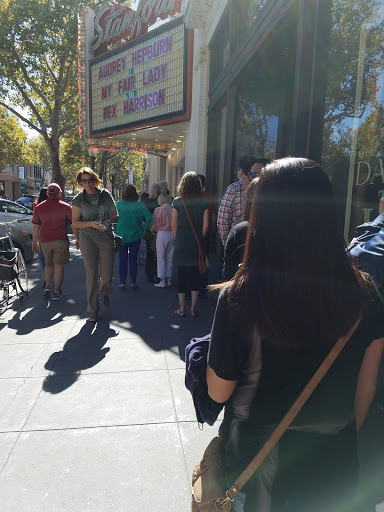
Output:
top-left (89, 221), bottom-right (107, 231)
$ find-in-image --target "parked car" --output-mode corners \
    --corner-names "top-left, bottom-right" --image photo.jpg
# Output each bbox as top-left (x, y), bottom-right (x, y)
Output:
top-left (0, 199), bottom-right (33, 236)
top-left (63, 195), bottom-right (75, 206)
top-left (0, 223), bottom-right (33, 262)
top-left (16, 195), bottom-right (35, 211)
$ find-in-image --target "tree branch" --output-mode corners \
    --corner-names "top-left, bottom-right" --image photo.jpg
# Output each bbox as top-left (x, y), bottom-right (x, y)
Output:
top-left (0, 99), bottom-right (43, 135)
top-left (13, 82), bottom-right (48, 137)
top-left (62, 91), bottom-right (78, 106)
top-left (57, 121), bottom-right (78, 138)
top-left (10, 35), bottom-right (53, 116)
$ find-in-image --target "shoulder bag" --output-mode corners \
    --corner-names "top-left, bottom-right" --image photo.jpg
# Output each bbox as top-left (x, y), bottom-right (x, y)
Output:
top-left (191, 317), bottom-right (361, 511)
top-left (181, 199), bottom-right (208, 275)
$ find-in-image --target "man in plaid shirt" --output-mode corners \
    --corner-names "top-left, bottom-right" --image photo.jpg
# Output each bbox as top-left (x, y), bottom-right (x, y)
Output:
top-left (217, 156), bottom-right (268, 245)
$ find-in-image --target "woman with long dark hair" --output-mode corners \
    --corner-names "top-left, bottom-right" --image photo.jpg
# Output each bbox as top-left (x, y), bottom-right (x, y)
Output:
top-left (172, 172), bottom-right (209, 317)
top-left (206, 158), bottom-right (384, 511)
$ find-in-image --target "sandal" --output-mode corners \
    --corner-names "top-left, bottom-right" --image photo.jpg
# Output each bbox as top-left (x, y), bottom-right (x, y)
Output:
top-left (174, 309), bottom-right (186, 317)
top-left (190, 309), bottom-right (199, 318)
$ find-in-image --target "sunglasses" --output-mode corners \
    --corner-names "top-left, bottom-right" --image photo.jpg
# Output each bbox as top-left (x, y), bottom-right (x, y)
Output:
top-left (80, 178), bottom-right (94, 184)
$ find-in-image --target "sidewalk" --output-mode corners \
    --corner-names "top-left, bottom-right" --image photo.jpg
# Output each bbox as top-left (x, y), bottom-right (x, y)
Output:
top-left (0, 243), bottom-right (220, 511)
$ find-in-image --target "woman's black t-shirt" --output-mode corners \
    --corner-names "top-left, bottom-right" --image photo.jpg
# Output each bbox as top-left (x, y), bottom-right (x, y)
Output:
top-left (208, 285), bottom-right (384, 506)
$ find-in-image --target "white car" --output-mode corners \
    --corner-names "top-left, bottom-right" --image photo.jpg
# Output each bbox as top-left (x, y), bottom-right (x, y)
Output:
top-left (0, 199), bottom-right (33, 236)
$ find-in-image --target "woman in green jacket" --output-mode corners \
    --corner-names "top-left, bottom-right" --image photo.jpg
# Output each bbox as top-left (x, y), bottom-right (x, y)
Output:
top-left (115, 185), bottom-right (152, 289)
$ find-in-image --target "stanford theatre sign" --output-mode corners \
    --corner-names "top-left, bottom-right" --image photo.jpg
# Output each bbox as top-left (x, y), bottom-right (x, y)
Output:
top-left (90, 17), bottom-right (191, 135)
top-left (90, 0), bottom-right (182, 53)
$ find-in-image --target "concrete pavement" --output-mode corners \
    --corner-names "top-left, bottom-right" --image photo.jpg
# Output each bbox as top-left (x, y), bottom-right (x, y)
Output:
top-left (0, 241), bottom-right (220, 511)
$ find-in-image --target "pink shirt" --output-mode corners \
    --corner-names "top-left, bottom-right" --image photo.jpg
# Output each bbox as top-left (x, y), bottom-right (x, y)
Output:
top-left (150, 204), bottom-right (172, 232)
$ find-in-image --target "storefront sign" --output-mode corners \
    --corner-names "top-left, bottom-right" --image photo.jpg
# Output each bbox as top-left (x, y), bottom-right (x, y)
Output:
top-left (90, 19), bottom-right (188, 135)
top-left (90, 0), bottom-right (182, 53)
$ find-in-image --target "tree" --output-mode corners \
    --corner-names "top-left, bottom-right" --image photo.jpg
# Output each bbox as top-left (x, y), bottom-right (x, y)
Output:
top-left (0, 106), bottom-right (28, 171)
top-left (60, 129), bottom-right (89, 193)
top-left (108, 150), bottom-right (147, 198)
top-left (0, 0), bottom-right (108, 189)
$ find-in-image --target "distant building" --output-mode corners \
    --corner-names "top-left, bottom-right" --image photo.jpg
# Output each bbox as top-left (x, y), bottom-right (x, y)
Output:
top-left (0, 163), bottom-right (49, 201)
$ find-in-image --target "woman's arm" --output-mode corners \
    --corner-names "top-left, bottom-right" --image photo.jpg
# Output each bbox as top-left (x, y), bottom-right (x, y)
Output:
top-left (171, 208), bottom-right (178, 240)
top-left (109, 205), bottom-right (118, 224)
top-left (149, 209), bottom-right (157, 232)
top-left (202, 208), bottom-right (209, 238)
top-left (355, 337), bottom-right (384, 431)
top-left (206, 364), bottom-right (237, 403)
top-left (142, 205), bottom-right (153, 231)
top-left (71, 205), bottom-right (106, 231)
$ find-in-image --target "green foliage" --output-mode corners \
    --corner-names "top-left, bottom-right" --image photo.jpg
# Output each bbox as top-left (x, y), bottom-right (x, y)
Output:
top-left (100, 150), bottom-right (147, 200)
top-left (0, 0), bottom-right (111, 186)
top-left (0, 107), bottom-right (28, 171)
top-left (60, 129), bottom-right (89, 193)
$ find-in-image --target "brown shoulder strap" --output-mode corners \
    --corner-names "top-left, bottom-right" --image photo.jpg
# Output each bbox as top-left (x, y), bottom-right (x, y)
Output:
top-left (181, 198), bottom-right (202, 249)
top-left (222, 316), bottom-right (361, 505)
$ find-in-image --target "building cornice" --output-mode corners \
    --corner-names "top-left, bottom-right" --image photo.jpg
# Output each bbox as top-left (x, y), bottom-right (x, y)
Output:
top-left (185, 0), bottom-right (215, 28)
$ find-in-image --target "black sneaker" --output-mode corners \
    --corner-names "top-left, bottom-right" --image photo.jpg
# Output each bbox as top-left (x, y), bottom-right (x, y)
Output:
top-left (43, 288), bottom-right (51, 299)
top-left (52, 292), bottom-right (66, 301)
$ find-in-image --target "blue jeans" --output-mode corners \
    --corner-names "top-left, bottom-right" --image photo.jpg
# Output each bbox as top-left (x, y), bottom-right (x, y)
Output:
top-left (119, 239), bottom-right (141, 285)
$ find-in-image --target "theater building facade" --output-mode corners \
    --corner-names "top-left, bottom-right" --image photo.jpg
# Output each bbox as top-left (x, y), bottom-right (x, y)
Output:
top-left (186, 0), bottom-right (384, 241)
top-left (80, 0), bottom-right (384, 240)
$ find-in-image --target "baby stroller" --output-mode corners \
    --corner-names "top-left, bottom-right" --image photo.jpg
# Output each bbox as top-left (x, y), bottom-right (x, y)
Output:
top-left (0, 234), bottom-right (28, 315)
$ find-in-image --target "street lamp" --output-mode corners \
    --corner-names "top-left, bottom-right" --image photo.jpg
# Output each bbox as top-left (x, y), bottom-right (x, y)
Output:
top-left (88, 147), bottom-right (99, 171)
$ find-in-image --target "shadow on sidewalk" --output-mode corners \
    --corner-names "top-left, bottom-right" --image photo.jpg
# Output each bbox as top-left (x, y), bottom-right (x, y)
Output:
top-left (42, 322), bottom-right (119, 394)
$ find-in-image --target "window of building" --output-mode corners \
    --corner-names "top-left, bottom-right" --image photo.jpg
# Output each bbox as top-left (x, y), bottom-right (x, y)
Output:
top-left (0, 181), bottom-right (5, 194)
top-left (321, 0), bottom-right (384, 239)
top-left (209, 11), bottom-right (230, 87)
top-left (233, 0), bottom-right (269, 47)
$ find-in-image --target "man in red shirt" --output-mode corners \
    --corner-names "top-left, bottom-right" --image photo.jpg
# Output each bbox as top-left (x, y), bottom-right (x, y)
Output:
top-left (32, 183), bottom-right (73, 300)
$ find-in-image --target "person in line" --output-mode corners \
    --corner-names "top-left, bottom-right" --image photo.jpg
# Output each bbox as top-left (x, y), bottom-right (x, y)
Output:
top-left (222, 177), bottom-right (259, 281)
top-left (347, 197), bottom-right (384, 509)
top-left (33, 187), bottom-right (48, 286)
top-left (206, 158), bottom-right (384, 512)
top-left (159, 179), bottom-right (174, 202)
top-left (145, 182), bottom-right (161, 283)
top-left (348, 196), bottom-right (384, 301)
top-left (32, 183), bottom-right (73, 300)
top-left (172, 172), bottom-right (209, 317)
top-left (217, 157), bottom-right (270, 246)
top-left (115, 185), bottom-right (152, 289)
top-left (198, 174), bottom-right (216, 295)
top-left (149, 193), bottom-right (174, 288)
top-left (71, 168), bottom-right (118, 323)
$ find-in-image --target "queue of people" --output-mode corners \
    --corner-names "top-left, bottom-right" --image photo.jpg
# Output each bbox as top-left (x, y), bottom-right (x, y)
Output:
top-left (30, 158), bottom-right (384, 510)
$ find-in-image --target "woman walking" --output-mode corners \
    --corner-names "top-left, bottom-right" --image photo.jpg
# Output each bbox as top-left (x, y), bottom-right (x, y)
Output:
top-left (115, 185), bottom-right (152, 289)
top-left (172, 172), bottom-right (208, 317)
top-left (72, 167), bottom-right (118, 322)
top-left (206, 158), bottom-right (384, 512)
top-left (149, 193), bottom-right (174, 288)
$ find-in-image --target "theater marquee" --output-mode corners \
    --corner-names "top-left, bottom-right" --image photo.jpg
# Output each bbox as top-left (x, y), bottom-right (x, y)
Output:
top-left (90, 18), bottom-right (191, 136)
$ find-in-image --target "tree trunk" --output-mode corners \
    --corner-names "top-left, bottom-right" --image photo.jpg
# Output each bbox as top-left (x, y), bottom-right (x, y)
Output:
top-left (46, 136), bottom-right (65, 192)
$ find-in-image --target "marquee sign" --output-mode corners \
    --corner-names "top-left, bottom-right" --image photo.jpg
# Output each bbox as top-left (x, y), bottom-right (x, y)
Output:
top-left (90, 0), bottom-right (182, 53)
top-left (90, 18), bottom-right (190, 136)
